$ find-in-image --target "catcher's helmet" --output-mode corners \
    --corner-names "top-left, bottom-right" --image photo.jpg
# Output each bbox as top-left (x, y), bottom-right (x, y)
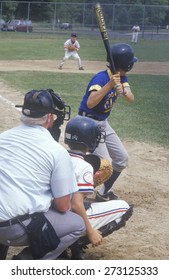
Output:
top-left (22, 89), bottom-right (70, 119)
top-left (64, 115), bottom-right (105, 152)
top-left (107, 43), bottom-right (138, 72)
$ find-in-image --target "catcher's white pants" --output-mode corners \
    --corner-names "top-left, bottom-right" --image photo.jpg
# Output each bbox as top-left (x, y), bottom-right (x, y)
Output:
top-left (86, 200), bottom-right (129, 229)
top-left (59, 50), bottom-right (82, 68)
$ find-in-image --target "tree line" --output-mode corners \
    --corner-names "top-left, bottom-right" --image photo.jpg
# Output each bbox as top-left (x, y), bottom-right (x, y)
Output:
top-left (1, 0), bottom-right (169, 28)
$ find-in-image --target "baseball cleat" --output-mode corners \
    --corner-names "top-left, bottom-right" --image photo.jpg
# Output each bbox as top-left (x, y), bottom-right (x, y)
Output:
top-left (79, 67), bottom-right (84, 70)
top-left (95, 191), bottom-right (119, 202)
top-left (0, 244), bottom-right (9, 260)
top-left (12, 255), bottom-right (22, 260)
top-left (58, 66), bottom-right (62, 70)
top-left (11, 247), bottom-right (34, 260)
top-left (71, 249), bottom-right (85, 260)
top-left (70, 244), bottom-right (86, 260)
top-left (58, 249), bottom-right (69, 259)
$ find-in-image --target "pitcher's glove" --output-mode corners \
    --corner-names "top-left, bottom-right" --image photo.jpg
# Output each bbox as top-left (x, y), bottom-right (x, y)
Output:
top-left (68, 45), bottom-right (75, 52)
top-left (94, 159), bottom-right (113, 187)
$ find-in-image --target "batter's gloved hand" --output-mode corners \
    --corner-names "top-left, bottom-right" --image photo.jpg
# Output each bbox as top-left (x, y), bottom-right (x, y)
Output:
top-left (114, 83), bottom-right (124, 96)
top-left (94, 159), bottom-right (113, 187)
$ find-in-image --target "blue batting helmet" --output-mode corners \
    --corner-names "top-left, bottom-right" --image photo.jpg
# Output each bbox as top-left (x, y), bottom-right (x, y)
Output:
top-left (64, 115), bottom-right (105, 152)
top-left (107, 43), bottom-right (138, 72)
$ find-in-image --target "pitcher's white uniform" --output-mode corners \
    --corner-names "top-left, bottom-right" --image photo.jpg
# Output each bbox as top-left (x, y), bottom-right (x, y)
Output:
top-left (58, 33), bottom-right (84, 70)
top-left (64, 39), bottom-right (81, 61)
top-left (69, 152), bottom-right (129, 229)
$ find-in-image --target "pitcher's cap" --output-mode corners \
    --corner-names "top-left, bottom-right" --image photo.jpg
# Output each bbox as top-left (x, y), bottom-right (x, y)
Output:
top-left (71, 33), bottom-right (77, 37)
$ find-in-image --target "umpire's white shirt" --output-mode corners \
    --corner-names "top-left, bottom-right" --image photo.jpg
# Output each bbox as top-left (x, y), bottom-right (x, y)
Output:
top-left (0, 124), bottom-right (78, 221)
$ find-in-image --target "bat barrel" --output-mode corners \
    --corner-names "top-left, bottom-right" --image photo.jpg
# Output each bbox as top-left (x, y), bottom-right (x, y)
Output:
top-left (94, 3), bottom-right (116, 74)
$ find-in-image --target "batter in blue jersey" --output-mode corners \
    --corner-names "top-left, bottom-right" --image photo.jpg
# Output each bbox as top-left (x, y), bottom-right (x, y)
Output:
top-left (78, 43), bottom-right (138, 202)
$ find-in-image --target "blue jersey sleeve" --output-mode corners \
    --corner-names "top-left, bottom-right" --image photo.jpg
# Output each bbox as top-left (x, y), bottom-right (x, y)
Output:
top-left (79, 70), bottom-right (129, 121)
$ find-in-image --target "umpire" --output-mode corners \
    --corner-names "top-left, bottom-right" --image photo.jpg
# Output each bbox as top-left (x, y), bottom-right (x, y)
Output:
top-left (0, 89), bottom-right (85, 260)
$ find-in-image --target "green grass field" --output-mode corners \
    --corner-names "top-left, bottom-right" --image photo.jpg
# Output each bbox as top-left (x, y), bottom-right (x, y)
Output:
top-left (0, 32), bottom-right (169, 61)
top-left (0, 33), bottom-right (168, 146)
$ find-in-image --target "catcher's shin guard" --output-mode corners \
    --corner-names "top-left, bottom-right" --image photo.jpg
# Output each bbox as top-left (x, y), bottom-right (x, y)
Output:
top-left (99, 204), bottom-right (134, 237)
top-left (76, 205), bottom-right (134, 249)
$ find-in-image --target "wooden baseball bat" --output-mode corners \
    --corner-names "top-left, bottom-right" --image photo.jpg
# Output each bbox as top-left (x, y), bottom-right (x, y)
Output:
top-left (94, 3), bottom-right (116, 74)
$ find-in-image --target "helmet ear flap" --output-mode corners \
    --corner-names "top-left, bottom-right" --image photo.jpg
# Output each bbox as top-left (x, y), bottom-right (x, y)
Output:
top-left (127, 61), bottom-right (134, 72)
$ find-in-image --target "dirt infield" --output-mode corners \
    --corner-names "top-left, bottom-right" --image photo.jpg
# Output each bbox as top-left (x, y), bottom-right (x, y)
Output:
top-left (0, 60), bottom-right (168, 75)
top-left (0, 60), bottom-right (169, 260)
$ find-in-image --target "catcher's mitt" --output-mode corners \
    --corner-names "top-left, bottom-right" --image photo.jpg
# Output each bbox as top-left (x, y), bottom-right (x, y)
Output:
top-left (94, 159), bottom-right (113, 187)
top-left (68, 45), bottom-right (75, 52)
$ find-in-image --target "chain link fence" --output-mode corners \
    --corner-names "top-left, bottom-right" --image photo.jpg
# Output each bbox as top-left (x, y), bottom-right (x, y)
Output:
top-left (0, 1), bottom-right (169, 40)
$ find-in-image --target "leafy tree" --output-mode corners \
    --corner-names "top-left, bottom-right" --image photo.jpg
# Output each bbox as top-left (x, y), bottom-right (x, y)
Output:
top-left (1, 0), bottom-right (169, 28)
top-left (1, 0), bottom-right (18, 21)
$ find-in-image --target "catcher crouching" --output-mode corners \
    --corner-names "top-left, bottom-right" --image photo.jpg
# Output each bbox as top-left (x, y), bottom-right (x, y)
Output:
top-left (63, 115), bottom-right (133, 260)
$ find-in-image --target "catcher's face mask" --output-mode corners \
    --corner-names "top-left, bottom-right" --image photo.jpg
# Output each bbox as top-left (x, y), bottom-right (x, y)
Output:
top-left (16, 89), bottom-right (71, 120)
top-left (91, 127), bottom-right (105, 152)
